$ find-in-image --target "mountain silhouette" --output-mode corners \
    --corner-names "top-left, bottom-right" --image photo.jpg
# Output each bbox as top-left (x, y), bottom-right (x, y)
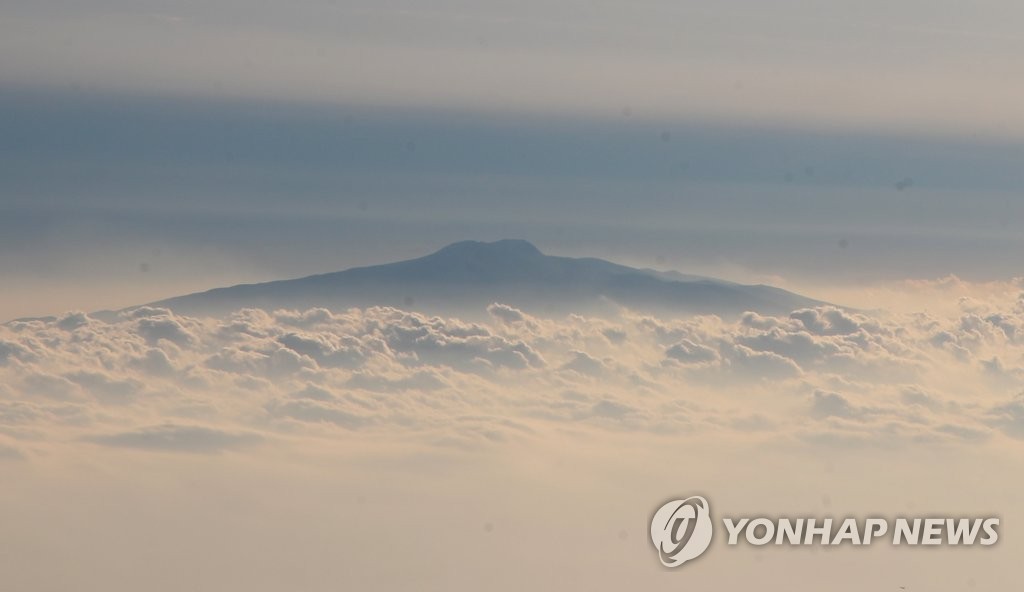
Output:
top-left (133, 239), bottom-right (828, 318)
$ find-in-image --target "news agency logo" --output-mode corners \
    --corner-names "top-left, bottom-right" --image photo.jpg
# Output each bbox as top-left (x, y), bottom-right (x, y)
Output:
top-left (651, 494), bottom-right (1000, 569)
top-left (650, 496), bottom-right (714, 567)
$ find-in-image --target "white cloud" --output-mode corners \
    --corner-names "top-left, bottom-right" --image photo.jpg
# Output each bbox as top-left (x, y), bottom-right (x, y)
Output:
top-left (5, 288), bottom-right (1024, 590)
top-left (3, 289), bottom-right (1024, 460)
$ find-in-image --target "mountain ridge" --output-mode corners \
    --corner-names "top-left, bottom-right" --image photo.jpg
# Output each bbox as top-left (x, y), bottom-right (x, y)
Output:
top-left (129, 239), bottom-right (829, 319)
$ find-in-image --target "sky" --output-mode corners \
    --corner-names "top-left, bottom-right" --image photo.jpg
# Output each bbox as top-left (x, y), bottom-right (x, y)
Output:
top-left (2, 2), bottom-right (1023, 590)
top-left (2, 1), bottom-right (1024, 318)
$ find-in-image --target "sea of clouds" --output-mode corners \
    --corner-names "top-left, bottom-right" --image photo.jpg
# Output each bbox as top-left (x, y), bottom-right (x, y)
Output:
top-left (3, 277), bottom-right (1024, 463)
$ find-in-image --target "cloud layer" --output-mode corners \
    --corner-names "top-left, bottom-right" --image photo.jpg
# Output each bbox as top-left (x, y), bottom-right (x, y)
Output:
top-left (3, 279), bottom-right (1024, 461)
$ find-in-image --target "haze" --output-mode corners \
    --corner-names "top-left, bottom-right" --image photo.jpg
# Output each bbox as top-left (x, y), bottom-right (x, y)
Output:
top-left (1, 2), bottom-right (1022, 591)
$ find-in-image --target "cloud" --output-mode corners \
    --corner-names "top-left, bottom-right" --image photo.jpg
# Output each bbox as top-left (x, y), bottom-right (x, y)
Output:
top-left (346, 369), bottom-right (448, 392)
top-left (0, 440), bottom-right (24, 460)
top-left (131, 309), bottom-right (196, 346)
top-left (560, 351), bottom-right (606, 376)
top-left (56, 311), bottom-right (91, 331)
top-left (86, 424), bottom-right (262, 453)
top-left (665, 339), bottom-right (719, 365)
top-left (130, 348), bottom-right (178, 377)
top-left (4, 290), bottom-right (1024, 457)
top-left (719, 343), bottom-right (803, 380)
top-left (810, 391), bottom-right (862, 420)
top-left (65, 371), bottom-right (141, 404)
top-left (590, 399), bottom-right (636, 420)
top-left (0, 340), bottom-right (33, 365)
top-left (487, 303), bottom-right (528, 324)
top-left (987, 396), bottom-right (1024, 440)
top-left (790, 308), bottom-right (862, 336)
top-left (266, 398), bottom-right (372, 430)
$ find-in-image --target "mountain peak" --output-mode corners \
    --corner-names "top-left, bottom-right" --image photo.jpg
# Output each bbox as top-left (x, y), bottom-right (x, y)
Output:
top-left (140, 239), bottom-right (829, 318)
top-left (428, 239), bottom-right (544, 261)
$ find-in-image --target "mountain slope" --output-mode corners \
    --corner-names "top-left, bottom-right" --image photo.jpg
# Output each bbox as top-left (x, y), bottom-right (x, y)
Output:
top-left (141, 239), bottom-right (828, 318)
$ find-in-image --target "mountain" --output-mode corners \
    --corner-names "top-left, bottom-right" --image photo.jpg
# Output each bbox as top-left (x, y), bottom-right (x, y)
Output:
top-left (132, 239), bottom-right (828, 318)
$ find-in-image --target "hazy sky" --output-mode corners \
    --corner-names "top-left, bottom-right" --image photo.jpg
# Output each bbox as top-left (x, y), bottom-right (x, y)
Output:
top-left (2, 1), bottom-right (1024, 318)
top-left (3, 4), bottom-right (1024, 591)
top-left (3, 0), bottom-right (1024, 133)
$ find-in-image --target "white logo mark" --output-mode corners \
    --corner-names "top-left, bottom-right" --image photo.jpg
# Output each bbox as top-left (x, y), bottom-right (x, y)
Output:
top-left (650, 496), bottom-right (713, 567)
